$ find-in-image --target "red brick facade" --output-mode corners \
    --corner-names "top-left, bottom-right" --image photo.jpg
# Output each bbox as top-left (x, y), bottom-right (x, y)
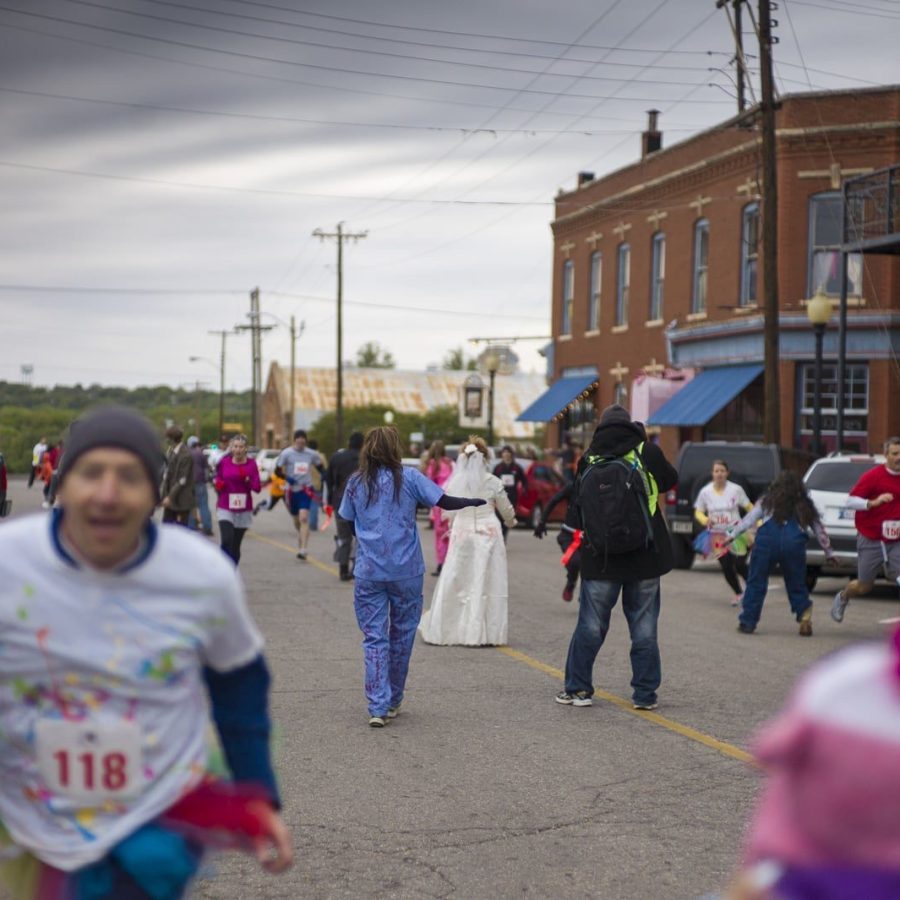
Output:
top-left (548, 86), bottom-right (900, 460)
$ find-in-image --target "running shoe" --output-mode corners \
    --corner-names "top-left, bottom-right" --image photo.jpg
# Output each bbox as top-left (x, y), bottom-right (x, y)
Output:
top-left (296, 549), bottom-right (308, 560)
top-left (798, 605), bottom-right (813, 637)
top-left (555, 691), bottom-right (592, 707)
top-left (633, 700), bottom-right (658, 711)
top-left (831, 589), bottom-right (849, 623)
top-left (562, 586), bottom-right (574, 603)
top-left (386, 704), bottom-right (401, 719)
top-left (368, 716), bottom-right (386, 728)
top-left (737, 622), bottom-right (755, 634)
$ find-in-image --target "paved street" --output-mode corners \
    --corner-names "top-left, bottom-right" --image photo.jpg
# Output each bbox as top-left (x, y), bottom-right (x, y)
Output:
top-left (3, 478), bottom-right (897, 899)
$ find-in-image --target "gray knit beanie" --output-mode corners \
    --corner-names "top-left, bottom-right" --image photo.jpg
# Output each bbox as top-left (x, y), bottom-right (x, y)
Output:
top-left (58, 407), bottom-right (165, 501)
top-left (599, 404), bottom-right (632, 427)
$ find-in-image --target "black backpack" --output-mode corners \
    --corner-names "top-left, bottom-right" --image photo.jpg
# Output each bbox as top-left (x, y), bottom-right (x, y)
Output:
top-left (575, 445), bottom-right (654, 564)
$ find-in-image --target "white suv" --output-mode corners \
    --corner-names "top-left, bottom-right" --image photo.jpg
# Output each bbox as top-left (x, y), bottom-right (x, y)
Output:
top-left (803, 453), bottom-right (885, 589)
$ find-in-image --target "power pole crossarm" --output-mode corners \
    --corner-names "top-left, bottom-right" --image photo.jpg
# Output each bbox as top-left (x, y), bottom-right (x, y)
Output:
top-left (313, 223), bottom-right (368, 449)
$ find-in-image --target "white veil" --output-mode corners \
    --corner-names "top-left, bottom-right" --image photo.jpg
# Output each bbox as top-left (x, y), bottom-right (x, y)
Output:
top-left (444, 443), bottom-right (488, 499)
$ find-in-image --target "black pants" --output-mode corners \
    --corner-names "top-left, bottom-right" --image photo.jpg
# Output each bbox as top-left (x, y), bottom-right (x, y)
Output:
top-left (28, 466), bottom-right (37, 488)
top-left (718, 551), bottom-right (749, 595)
top-left (334, 514), bottom-right (355, 569)
top-left (162, 508), bottom-right (190, 526)
top-left (219, 521), bottom-right (247, 565)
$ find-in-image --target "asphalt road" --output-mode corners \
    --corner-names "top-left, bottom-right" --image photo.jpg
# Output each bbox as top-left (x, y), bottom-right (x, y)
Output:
top-left (2, 478), bottom-right (897, 899)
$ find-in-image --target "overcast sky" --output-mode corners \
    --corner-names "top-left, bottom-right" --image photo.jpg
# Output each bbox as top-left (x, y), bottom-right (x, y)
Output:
top-left (1, 0), bottom-right (897, 390)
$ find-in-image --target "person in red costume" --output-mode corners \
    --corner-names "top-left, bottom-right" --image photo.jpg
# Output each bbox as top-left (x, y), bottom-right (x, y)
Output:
top-left (831, 437), bottom-right (900, 623)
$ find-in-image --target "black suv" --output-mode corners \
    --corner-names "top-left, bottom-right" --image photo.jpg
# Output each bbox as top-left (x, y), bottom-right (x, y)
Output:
top-left (665, 441), bottom-right (815, 569)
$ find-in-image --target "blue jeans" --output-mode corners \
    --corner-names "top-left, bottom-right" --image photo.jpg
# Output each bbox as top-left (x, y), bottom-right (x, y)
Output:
top-left (564, 577), bottom-right (661, 706)
top-left (353, 575), bottom-right (424, 716)
top-left (739, 518), bottom-right (811, 630)
top-left (188, 483), bottom-right (212, 533)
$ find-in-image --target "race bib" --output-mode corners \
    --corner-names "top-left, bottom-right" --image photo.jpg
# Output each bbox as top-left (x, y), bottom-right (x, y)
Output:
top-left (293, 462), bottom-right (309, 477)
top-left (228, 493), bottom-right (247, 511)
top-left (500, 474), bottom-right (515, 487)
top-left (36, 718), bottom-right (143, 803)
top-left (883, 520), bottom-right (900, 541)
top-left (709, 511), bottom-right (733, 529)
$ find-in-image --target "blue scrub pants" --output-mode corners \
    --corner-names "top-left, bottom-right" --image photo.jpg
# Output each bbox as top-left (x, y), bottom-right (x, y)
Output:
top-left (353, 575), bottom-right (424, 717)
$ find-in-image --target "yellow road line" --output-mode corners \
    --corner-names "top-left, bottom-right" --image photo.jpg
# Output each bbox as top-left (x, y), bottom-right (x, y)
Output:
top-left (497, 646), bottom-right (753, 764)
top-left (248, 530), bottom-right (753, 765)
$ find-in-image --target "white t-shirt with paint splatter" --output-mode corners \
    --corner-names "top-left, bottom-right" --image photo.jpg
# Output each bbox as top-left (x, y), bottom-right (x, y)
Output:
top-left (0, 513), bottom-right (263, 871)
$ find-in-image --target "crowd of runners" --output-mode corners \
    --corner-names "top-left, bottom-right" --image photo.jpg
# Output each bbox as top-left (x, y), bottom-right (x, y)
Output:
top-left (0, 404), bottom-right (898, 898)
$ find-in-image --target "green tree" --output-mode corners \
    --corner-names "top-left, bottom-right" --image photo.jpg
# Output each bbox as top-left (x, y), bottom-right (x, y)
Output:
top-left (355, 342), bottom-right (395, 369)
top-left (442, 347), bottom-right (477, 371)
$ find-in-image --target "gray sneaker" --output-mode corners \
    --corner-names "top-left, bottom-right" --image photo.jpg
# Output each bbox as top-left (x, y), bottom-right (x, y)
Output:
top-left (386, 704), bottom-right (401, 719)
top-left (831, 589), bottom-right (849, 623)
top-left (555, 691), bottom-right (592, 707)
top-left (633, 700), bottom-right (659, 711)
top-left (368, 716), bottom-right (386, 728)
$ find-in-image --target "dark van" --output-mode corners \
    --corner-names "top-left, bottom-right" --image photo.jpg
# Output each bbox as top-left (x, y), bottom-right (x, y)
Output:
top-left (665, 442), bottom-right (815, 569)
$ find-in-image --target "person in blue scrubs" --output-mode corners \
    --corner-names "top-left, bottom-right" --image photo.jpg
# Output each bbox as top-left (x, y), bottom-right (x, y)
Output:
top-left (339, 426), bottom-right (485, 727)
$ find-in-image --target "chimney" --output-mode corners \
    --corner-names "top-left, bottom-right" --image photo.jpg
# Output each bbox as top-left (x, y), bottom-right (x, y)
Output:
top-left (577, 171), bottom-right (595, 188)
top-left (641, 109), bottom-right (662, 159)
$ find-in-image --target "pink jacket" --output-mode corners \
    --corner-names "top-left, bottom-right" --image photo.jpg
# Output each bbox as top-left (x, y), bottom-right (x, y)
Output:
top-left (215, 456), bottom-right (261, 513)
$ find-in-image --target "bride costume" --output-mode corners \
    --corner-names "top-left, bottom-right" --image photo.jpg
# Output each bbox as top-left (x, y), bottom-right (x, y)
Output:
top-left (418, 444), bottom-right (517, 646)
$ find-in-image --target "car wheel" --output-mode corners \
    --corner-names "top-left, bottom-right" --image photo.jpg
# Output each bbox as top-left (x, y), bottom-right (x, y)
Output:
top-left (530, 504), bottom-right (543, 530)
top-left (672, 536), bottom-right (694, 570)
top-left (805, 566), bottom-right (820, 592)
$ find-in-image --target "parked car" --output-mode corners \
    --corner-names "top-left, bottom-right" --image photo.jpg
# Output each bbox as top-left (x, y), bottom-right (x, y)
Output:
top-left (665, 441), bottom-right (815, 569)
top-left (254, 448), bottom-right (281, 484)
top-left (803, 453), bottom-right (884, 590)
top-left (515, 461), bottom-right (568, 529)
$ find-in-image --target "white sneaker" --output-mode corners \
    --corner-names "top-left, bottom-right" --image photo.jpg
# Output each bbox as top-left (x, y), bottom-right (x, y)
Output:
top-left (831, 589), bottom-right (849, 623)
top-left (368, 716), bottom-right (386, 728)
top-left (296, 549), bottom-right (308, 560)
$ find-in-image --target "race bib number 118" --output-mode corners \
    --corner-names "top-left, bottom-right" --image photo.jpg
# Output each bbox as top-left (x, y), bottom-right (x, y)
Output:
top-left (35, 719), bottom-right (143, 803)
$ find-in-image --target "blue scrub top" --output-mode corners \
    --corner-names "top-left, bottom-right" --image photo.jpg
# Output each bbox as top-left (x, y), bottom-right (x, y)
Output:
top-left (338, 467), bottom-right (443, 581)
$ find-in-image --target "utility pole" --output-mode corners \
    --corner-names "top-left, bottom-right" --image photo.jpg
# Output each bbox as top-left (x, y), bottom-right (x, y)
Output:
top-left (758, 0), bottom-right (781, 445)
top-left (313, 223), bottom-right (368, 449)
top-left (235, 288), bottom-right (275, 448)
top-left (207, 329), bottom-right (231, 441)
top-left (717, 0), bottom-right (752, 116)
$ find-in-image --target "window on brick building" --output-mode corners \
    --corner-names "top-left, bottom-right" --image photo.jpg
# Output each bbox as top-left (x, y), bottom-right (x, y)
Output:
top-left (808, 193), bottom-right (863, 297)
top-left (740, 203), bottom-right (759, 307)
top-left (798, 362), bottom-right (868, 452)
top-left (616, 243), bottom-right (630, 326)
top-left (561, 259), bottom-right (574, 335)
top-left (588, 252), bottom-right (601, 331)
top-left (649, 232), bottom-right (665, 321)
top-left (691, 219), bottom-right (709, 315)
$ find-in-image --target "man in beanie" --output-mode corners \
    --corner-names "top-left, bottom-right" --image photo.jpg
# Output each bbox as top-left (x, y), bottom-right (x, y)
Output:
top-left (160, 425), bottom-right (194, 526)
top-left (0, 407), bottom-right (292, 897)
top-left (555, 404), bottom-right (677, 712)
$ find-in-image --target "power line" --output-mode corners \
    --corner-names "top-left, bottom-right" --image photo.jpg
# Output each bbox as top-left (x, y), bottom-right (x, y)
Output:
top-left (0, 6), bottom-right (734, 105)
top-left (789, 0), bottom-right (900, 17)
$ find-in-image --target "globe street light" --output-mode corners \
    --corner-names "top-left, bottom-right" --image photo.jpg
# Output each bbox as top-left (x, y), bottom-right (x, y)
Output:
top-left (806, 288), bottom-right (832, 457)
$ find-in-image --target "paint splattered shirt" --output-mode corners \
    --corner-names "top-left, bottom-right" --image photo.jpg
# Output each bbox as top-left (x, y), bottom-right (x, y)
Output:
top-left (0, 513), bottom-right (263, 871)
top-left (339, 467), bottom-right (443, 581)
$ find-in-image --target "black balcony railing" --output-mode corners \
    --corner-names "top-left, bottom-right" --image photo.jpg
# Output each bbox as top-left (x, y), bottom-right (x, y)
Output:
top-left (843, 163), bottom-right (900, 255)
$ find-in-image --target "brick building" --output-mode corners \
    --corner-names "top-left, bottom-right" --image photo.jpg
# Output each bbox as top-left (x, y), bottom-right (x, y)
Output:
top-left (522, 86), bottom-right (900, 459)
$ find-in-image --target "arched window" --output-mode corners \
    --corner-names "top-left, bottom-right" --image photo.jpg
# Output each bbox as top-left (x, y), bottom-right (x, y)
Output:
top-left (649, 232), bottom-right (665, 321)
top-left (740, 203), bottom-right (759, 307)
top-left (691, 219), bottom-right (709, 315)
top-left (616, 243), bottom-right (630, 326)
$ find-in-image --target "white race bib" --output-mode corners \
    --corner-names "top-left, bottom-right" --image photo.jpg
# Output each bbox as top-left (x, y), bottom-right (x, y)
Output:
top-left (228, 493), bottom-right (247, 511)
top-left (36, 718), bottom-right (143, 803)
top-left (500, 474), bottom-right (515, 487)
top-left (709, 511), bottom-right (733, 528)
top-left (293, 462), bottom-right (309, 477)
top-left (883, 520), bottom-right (900, 541)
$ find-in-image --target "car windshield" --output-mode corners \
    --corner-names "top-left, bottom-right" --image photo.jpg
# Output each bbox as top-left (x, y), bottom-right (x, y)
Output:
top-left (805, 461), bottom-right (878, 492)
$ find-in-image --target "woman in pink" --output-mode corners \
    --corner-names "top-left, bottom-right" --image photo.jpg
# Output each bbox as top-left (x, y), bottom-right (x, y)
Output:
top-left (422, 441), bottom-right (454, 576)
top-left (214, 434), bottom-right (261, 566)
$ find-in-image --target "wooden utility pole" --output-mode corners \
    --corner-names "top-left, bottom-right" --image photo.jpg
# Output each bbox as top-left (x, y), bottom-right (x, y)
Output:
top-left (717, 0), bottom-right (751, 115)
top-left (758, 0), bottom-right (781, 445)
top-left (235, 288), bottom-right (274, 447)
top-left (207, 329), bottom-right (231, 441)
top-left (312, 223), bottom-right (368, 449)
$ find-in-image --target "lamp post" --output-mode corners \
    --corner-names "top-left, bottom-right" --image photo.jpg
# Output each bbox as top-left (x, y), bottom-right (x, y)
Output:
top-left (806, 288), bottom-right (832, 457)
top-left (484, 349), bottom-right (500, 448)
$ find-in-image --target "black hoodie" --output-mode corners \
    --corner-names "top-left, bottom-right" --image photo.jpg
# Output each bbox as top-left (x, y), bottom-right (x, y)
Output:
top-left (576, 420), bottom-right (678, 581)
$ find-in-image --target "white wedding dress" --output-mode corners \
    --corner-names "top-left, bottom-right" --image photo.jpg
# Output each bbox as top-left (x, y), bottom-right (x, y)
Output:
top-left (419, 454), bottom-right (517, 646)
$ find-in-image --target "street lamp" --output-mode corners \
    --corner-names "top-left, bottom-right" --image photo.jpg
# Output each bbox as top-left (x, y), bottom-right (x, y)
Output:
top-left (806, 288), bottom-right (832, 457)
top-left (484, 349), bottom-right (500, 448)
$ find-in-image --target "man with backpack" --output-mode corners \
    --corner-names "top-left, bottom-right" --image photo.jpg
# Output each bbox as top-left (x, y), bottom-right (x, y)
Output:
top-left (555, 404), bottom-right (677, 712)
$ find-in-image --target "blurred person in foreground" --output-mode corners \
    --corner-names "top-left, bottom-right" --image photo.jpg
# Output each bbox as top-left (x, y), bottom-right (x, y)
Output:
top-left (727, 625), bottom-right (900, 900)
top-left (0, 407), bottom-right (291, 899)
top-left (338, 426), bottom-right (485, 727)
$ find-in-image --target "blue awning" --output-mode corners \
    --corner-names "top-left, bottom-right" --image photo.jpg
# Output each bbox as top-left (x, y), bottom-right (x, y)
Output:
top-left (516, 375), bottom-right (599, 422)
top-left (647, 364), bottom-right (763, 427)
